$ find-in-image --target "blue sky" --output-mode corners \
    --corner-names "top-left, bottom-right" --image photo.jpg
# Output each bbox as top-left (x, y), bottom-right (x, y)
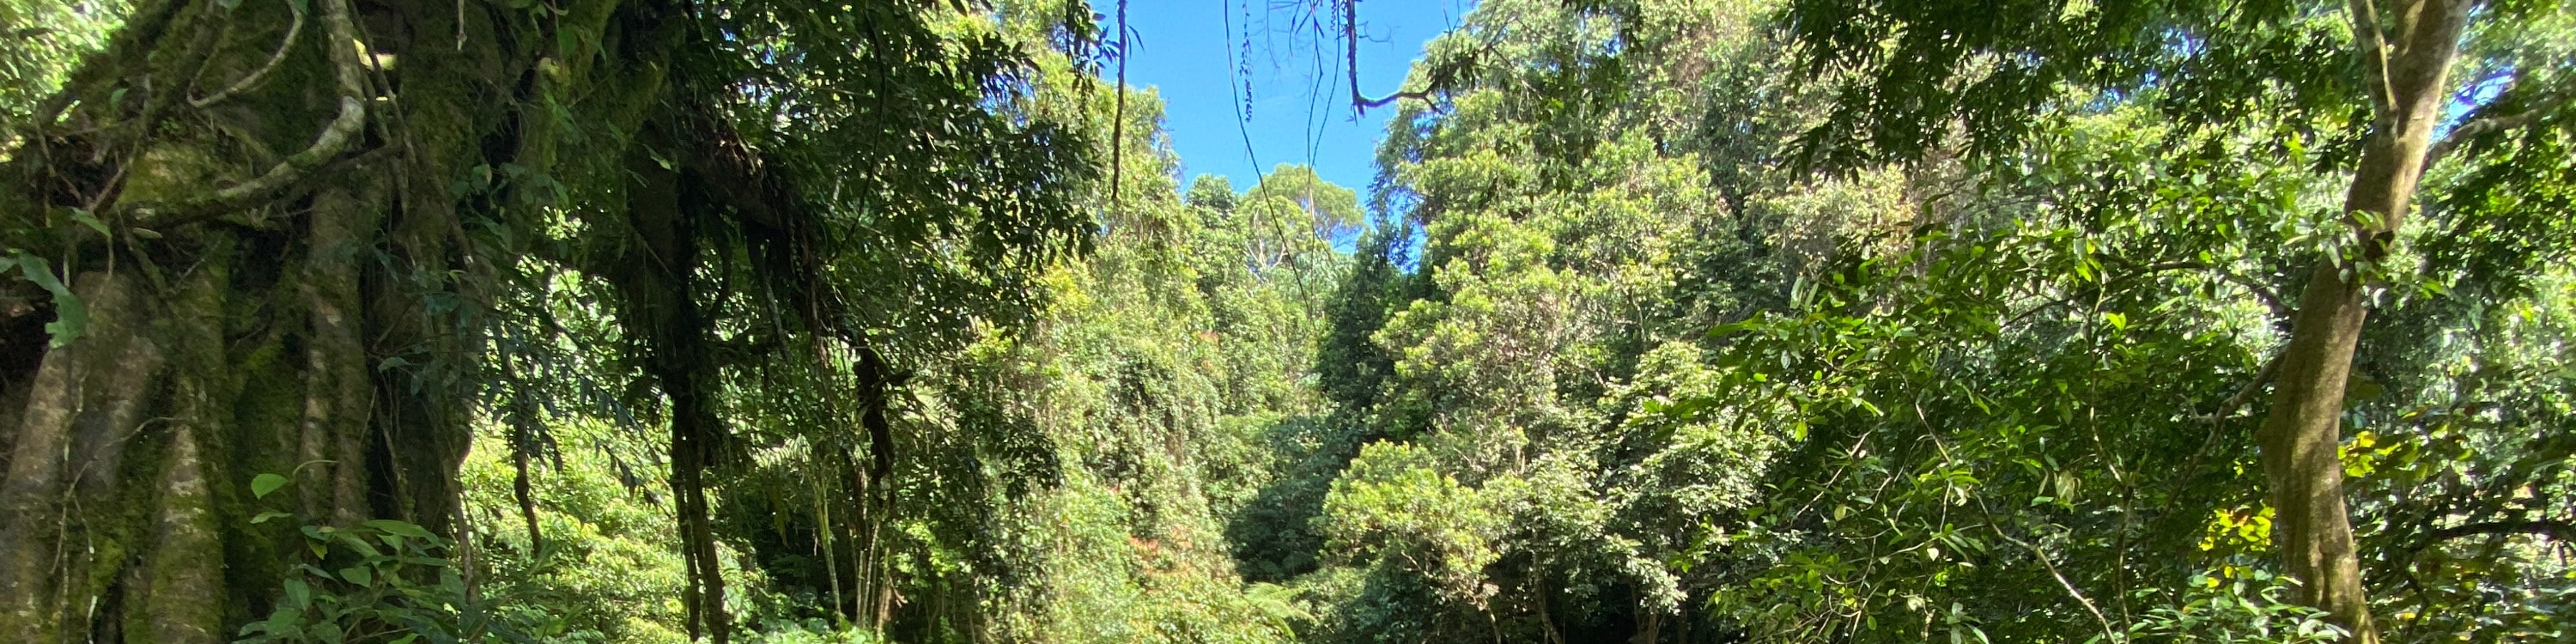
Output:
top-left (1095, 0), bottom-right (1473, 198)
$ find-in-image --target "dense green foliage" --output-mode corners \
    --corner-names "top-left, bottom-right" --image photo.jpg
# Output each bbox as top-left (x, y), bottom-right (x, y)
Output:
top-left (2, 0), bottom-right (2571, 641)
top-left (1236, 0), bottom-right (2576, 642)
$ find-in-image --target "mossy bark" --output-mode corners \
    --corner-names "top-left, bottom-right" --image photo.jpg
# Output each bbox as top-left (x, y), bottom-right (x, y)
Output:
top-left (0, 177), bottom-right (475, 644)
top-left (0, 0), bottom-right (679, 635)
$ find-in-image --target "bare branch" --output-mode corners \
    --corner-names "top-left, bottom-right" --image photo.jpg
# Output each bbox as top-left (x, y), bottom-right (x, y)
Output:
top-left (1109, 0), bottom-right (1127, 210)
top-left (2418, 519), bottom-right (2576, 545)
top-left (1344, 0), bottom-right (1421, 112)
top-left (2191, 352), bottom-right (2282, 424)
top-left (191, 0), bottom-right (305, 109)
top-left (2347, 0), bottom-right (2398, 124)
top-left (1345, 0), bottom-right (1513, 112)
top-left (2424, 94), bottom-right (2564, 169)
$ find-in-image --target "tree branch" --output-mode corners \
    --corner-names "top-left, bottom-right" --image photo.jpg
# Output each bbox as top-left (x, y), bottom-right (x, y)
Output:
top-left (2207, 268), bottom-right (2291, 319)
top-left (2346, 0), bottom-right (2398, 125)
top-left (2423, 93), bottom-right (2565, 169)
top-left (2190, 351), bottom-right (2283, 424)
top-left (127, 0), bottom-right (369, 227)
top-left (2419, 519), bottom-right (2576, 545)
top-left (190, 0), bottom-right (304, 109)
top-left (1343, 0), bottom-right (1421, 112)
top-left (1109, 0), bottom-right (1127, 209)
top-left (2005, 260), bottom-right (2287, 328)
top-left (1344, 0), bottom-right (1510, 112)
top-left (1921, 404), bottom-right (2123, 643)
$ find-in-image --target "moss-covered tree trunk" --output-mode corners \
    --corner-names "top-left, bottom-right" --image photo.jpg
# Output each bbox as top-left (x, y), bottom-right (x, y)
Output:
top-left (0, 0), bottom-right (676, 635)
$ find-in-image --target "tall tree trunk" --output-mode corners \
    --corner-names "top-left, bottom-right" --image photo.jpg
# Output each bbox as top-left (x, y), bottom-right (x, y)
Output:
top-left (0, 0), bottom-right (679, 635)
top-left (604, 118), bottom-right (738, 644)
top-left (2257, 0), bottom-right (2465, 641)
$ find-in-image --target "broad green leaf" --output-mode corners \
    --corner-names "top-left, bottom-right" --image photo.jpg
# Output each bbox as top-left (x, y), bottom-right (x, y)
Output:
top-left (251, 473), bottom-right (290, 500)
top-left (14, 254), bottom-right (84, 347)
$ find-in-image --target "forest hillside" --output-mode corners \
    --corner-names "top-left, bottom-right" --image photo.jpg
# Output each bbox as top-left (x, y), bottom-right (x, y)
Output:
top-left (1, 0), bottom-right (2571, 642)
